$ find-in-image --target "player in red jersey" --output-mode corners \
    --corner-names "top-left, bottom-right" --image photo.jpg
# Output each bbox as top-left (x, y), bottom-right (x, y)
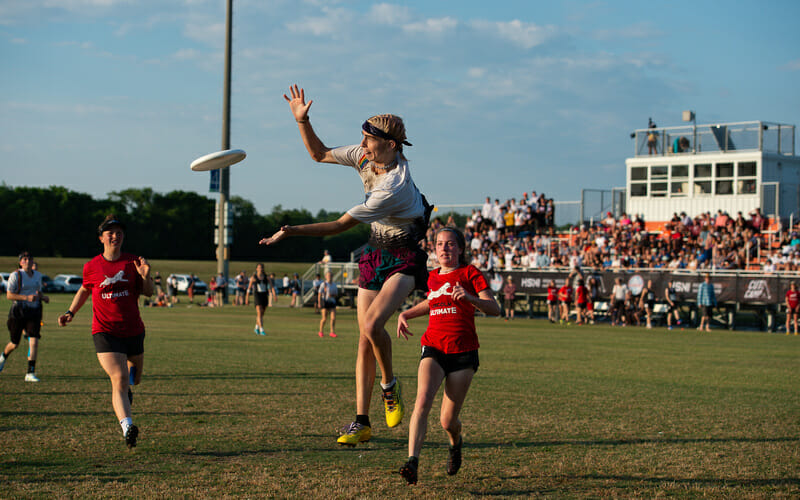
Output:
top-left (558, 282), bottom-right (574, 324)
top-left (395, 228), bottom-right (500, 484)
top-left (546, 280), bottom-right (558, 323)
top-left (58, 215), bottom-right (154, 449)
top-left (785, 281), bottom-right (799, 335)
top-left (574, 278), bottom-right (588, 325)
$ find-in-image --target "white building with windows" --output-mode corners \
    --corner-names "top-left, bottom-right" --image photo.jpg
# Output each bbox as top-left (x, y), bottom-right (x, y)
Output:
top-left (625, 120), bottom-right (798, 225)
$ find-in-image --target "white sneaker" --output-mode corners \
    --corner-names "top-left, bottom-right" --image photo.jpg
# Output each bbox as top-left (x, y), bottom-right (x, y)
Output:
top-left (24, 373), bottom-right (40, 382)
top-left (0, 356), bottom-right (5, 373)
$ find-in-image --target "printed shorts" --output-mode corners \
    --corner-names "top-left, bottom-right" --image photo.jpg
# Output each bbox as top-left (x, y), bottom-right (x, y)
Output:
top-left (358, 244), bottom-right (428, 292)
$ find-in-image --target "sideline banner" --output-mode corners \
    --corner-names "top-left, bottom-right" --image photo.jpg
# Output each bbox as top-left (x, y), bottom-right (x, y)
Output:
top-left (491, 269), bottom-right (789, 306)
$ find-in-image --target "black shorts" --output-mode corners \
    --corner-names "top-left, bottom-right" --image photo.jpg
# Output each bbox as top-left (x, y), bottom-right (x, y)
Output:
top-left (254, 292), bottom-right (269, 307)
top-left (702, 305), bottom-right (714, 318)
top-left (323, 298), bottom-right (337, 310)
top-left (667, 303), bottom-right (680, 314)
top-left (421, 346), bottom-right (479, 375)
top-left (7, 308), bottom-right (43, 344)
top-left (93, 332), bottom-right (145, 356)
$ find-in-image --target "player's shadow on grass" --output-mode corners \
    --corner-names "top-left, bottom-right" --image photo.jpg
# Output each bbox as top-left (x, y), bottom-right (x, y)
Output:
top-left (470, 436), bottom-right (800, 448)
top-left (143, 372), bottom-right (351, 381)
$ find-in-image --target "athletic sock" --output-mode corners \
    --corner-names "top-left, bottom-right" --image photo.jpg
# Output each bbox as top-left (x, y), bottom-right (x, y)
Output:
top-left (0, 352), bottom-right (6, 362)
top-left (28, 360), bottom-right (36, 373)
top-left (355, 414), bottom-right (371, 428)
top-left (380, 377), bottom-right (397, 391)
top-left (120, 417), bottom-right (133, 435)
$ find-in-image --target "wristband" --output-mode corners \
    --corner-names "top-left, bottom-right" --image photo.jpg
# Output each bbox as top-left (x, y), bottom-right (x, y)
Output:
top-left (65, 310), bottom-right (74, 318)
top-left (296, 118), bottom-right (308, 123)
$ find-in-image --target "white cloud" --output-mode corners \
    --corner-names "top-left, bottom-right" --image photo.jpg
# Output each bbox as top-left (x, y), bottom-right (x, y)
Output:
top-left (472, 19), bottom-right (558, 49)
top-left (467, 67), bottom-right (486, 78)
top-left (285, 7), bottom-right (351, 37)
top-left (402, 17), bottom-right (457, 35)
top-left (781, 59), bottom-right (800, 71)
top-left (367, 3), bottom-right (411, 25)
top-left (593, 22), bottom-right (662, 41)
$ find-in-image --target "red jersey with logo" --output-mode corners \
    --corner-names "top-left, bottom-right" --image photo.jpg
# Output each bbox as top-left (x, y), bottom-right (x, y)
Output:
top-left (786, 289), bottom-right (800, 310)
top-left (83, 253), bottom-right (145, 337)
top-left (576, 285), bottom-right (588, 306)
top-left (421, 265), bottom-right (488, 354)
top-left (558, 285), bottom-right (573, 304)
top-left (547, 286), bottom-right (557, 302)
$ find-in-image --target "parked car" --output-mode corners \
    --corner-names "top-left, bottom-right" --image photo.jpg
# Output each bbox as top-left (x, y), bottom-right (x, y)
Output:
top-left (52, 274), bottom-right (83, 293)
top-left (41, 274), bottom-right (65, 293)
top-left (0, 272), bottom-right (10, 292)
top-left (167, 274), bottom-right (208, 295)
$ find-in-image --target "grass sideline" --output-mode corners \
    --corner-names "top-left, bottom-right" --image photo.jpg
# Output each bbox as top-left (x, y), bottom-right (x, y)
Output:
top-left (1, 295), bottom-right (799, 498)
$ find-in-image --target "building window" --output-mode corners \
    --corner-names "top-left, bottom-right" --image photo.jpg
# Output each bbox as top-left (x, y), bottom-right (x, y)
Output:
top-left (695, 164), bottom-right (712, 178)
top-left (716, 162), bottom-right (734, 178)
top-left (738, 161), bottom-right (756, 177)
top-left (737, 179), bottom-right (757, 194)
top-left (631, 183), bottom-right (647, 197)
top-left (631, 167), bottom-right (647, 181)
top-left (694, 181), bottom-right (712, 195)
top-left (651, 182), bottom-right (668, 197)
top-left (671, 165), bottom-right (689, 178)
top-left (716, 180), bottom-right (733, 195)
top-left (651, 166), bottom-right (668, 180)
top-left (671, 181), bottom-right (688, 196)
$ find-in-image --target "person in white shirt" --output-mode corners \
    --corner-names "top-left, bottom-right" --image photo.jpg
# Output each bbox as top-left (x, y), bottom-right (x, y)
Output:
top-left (262, 84), bottom-right (432, 447)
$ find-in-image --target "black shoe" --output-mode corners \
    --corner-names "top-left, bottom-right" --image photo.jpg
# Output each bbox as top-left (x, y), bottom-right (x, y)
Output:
top-left (128, 388), bottom-right (133, 405)
top-left (125, 425), bottom-right (139, 449)
top-left (447, 437), bottom-right (462, 475)
top-left (399, 459), bottom-right (418, 485)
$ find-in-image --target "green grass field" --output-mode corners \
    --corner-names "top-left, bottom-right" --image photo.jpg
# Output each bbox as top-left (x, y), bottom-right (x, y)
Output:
top-left (1, 292), bottom-right (799, 498)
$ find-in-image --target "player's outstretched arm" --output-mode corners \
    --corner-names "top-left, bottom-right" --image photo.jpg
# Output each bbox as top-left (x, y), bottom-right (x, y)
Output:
top-left (260, 213), bottom-right (360, 246)
top-left (283, 84), bottom-right (337, 164)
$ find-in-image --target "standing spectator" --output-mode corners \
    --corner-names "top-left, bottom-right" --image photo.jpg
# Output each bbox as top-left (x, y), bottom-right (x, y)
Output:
top-left (187, 273), bottom-right (195, 304)
top-left (215, 273), bottom-right (226, 306)
top-left (696, 274), bottom-right (717, 332)
top-left (57, 215), bottom-right (155, 449)
top-left (320, 249), bottom-right (332, 272)
top-left (282, 274), bottom-right (290, 296)
top-left (546, 280), bottom-right (558, 323)
top-left (317, 271), bottom-right (339, 338)
top-left (396, 227), bottom-right (500, 485)
top-left (502, 275), bottom-right (516, 321)
top-left (639, 279), bottom-right (656, 329)
top-left (610, 277), bottom-right (628, 326)
top-left (647, 118), bottom-right (658, 155)
top-left (167, 274), bottom-right (178, 305)
top-left (268, 273), bottom-right (278, 306)
top-left (312, 273), bottom-right (323, 314)
top-left (289, 273), bottom-right (302, 308)
top-left (235, 271), bottom-right (247, 306)
top-left (153, 271), bottom-right (163, 296)
top-left (262, 84), bottom-right (432, 446)
top-left (574, 278), bottom-right (589, 325)
top-left (785, 282), bottom-right (799, 335)
top-left (245, 264), bottom-right (269, 336)
top-left (1, 252), bottom-right (50, 382)
top-left (664, 279), bottom-right (682, 329)
top-left (208, 275), bottom-right (218, 306)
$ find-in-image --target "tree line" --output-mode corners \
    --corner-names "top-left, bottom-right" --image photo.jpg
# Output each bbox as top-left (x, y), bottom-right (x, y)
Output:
top-left (0, 185), bottom-right (369, 262)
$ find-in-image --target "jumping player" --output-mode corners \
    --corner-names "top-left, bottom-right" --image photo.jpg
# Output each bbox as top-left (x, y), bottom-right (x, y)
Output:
top-left (396, 228), bottom-right (500, 484)
top-left (262, 85), bottom-right (432, 446)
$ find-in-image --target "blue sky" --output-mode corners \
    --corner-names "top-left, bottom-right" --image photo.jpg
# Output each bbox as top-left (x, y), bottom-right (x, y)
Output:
top-left (1, 0), bottom-right (799, 217)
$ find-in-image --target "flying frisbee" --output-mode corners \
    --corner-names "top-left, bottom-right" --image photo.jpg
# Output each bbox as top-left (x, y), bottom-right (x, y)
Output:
top-left (190, 149), bottom-right (246, 172)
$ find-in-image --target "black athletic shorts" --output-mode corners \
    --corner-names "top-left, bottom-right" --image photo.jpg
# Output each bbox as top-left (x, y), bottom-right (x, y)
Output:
top-left (93, 332), bottom-right (145, 356)
top-left (7, 308), bottom-right (43, 344)
top-left (254, 292), bottom-right (269, 307)
top-left (421, 346), bottom-right (479, 375)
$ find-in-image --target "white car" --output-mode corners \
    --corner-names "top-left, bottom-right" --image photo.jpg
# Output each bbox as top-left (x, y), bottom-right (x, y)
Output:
top-left (52, 274), bottom-right (83, 293)
top-left (0, 272), bottom-right (10, 292)
top-left (167, 274), bottom-right (208, 294)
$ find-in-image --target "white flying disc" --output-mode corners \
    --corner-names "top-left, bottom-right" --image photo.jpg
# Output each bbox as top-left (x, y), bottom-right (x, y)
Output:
top-left (190, 149), bottom-right (247, 172)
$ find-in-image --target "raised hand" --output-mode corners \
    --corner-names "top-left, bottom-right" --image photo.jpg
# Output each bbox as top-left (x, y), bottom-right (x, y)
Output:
top-left (135, 256), bottom-right (151, 278)
top-left (259, 226), bottom-right (290, 246)
top-left (283, 84), bottom-right (312, 122)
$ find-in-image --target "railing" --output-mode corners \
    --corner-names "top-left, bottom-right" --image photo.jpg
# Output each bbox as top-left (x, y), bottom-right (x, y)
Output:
top-left (300, 262), bottom-right (360, 306)
top-left (633, 121), bottom-right (795, 157)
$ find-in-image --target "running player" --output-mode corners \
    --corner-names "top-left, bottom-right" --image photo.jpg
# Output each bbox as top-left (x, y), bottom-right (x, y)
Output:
top-left (396, 228), bottom-right (500, 484)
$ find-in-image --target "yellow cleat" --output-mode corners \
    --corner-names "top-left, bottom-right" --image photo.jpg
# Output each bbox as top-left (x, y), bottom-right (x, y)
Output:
top-left (337, 422), bottom-right (371, 447)
top-left (382, 379), bottom-right (404, 428)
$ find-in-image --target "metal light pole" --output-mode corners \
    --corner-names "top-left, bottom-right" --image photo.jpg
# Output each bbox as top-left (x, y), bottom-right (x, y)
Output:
top-left (216, 0), bottom-right (232, 299)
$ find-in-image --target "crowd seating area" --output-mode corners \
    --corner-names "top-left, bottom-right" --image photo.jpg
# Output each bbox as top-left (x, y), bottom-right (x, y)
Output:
top-left (424, 194), bottom-right (799, 274)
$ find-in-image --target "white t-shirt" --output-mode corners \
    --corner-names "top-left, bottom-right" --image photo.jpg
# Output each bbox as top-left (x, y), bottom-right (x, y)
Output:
top-left (329, 145), bottom-right (427, 248)
top-left (7, 269), bottom-right (43, 307)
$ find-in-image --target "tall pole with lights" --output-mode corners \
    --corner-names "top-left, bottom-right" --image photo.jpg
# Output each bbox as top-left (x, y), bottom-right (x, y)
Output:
top-left (216, 0), bottom-right (233, 296)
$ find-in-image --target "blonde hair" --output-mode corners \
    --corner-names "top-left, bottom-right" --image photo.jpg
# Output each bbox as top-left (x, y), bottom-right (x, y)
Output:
top-left (366, 114), bottom-right (409, 160)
